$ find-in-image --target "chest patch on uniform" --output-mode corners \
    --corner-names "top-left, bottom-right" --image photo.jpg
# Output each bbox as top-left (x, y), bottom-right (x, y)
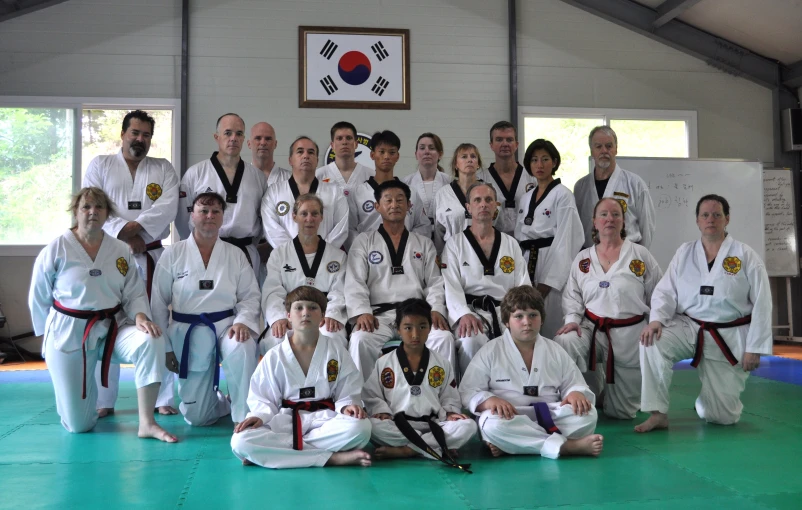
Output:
top-left (276, 201), bottom-right (290, 216)
top-left (616, 198), bottom-right (628, 214)
top-left (523, 385), bottom-right (539, 397)
top-left (381, 367), bottom-right (395, 388)
top-left (428, 366), bottom-right (445, 387)
top-left (499, 256), bottom-right (515, 274)
top-left (700, 286), bottom-right (714, 295)
top-left (579, 258), bottom-right (591, 273)
top-left (127, 201), bottom-right (142, 210)
top-left (327, 261), bottom-right (340, 273)
top-left (599, 281), bottom-right (610, 288)
top-left (369, 251), bottom-right (383, 264)
top-left (542, 209), bottom-right (551, 217)
top-left (199, 280), bottom-right (214, 290)
top-left (146, 183), bottom-right (163, 201)
top-left (89, 269), bottom-right (102, 277)
top-left (613, 191), bottom-right (630, 198)
top-left (299, 386), bottom-right (315, 399)
top-left (116, 257), bottom-right (129, 276)
top-left (362, 200), bottom-right (375, 213)
top-left (327, 359), bottom-right (339, 382)
top-left (629, 259), bottom-right (645, 277)
top-left (723, 256), bottom-right (742, 274)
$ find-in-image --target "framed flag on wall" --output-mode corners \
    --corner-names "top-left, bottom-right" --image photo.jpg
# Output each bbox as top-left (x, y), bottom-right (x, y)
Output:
top-left (299, 26), bottom-right (410, 110)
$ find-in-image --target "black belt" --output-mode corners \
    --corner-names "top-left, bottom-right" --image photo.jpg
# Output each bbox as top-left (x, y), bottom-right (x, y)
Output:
top-left (143, 240), bottom-right (163, 300)
top-left (465, 294), bottom-right (502, 338)
top-left (519, 237), bottom-right (554, 285)
top-left (372, 302), bottom-right (400, 317)
top-left (221, 236), bottom-right (254, 266)
top-left (393, 413), bottom-right (472, 473)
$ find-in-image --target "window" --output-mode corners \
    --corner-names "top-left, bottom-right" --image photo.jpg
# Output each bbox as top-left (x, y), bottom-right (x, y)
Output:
top-left (519, 107), bottom-right (697, 191)
top-left (0, 98), bottom-right (179, 255)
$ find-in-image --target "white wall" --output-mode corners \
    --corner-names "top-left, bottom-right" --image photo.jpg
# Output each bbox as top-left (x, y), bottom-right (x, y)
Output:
top-left (0, 0), bottom-right (777, 340)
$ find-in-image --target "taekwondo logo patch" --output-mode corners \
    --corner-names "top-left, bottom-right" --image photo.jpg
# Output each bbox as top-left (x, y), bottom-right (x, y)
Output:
top-left (723, 256), bottom-right (742, 274)
top-left (362, 200), bottom-right (375, 213)
top-left (146, 183), bottom-right (163, 201)
top-left (629, 259), bottom-right (646, 277)
top-left (283, 264), bottom-right (297, 272)
top-left (499, 256), bottom-right (515, 274)
top-left (579, 258), bottom-right (591, 273)
top-left (368, 251), bottom-right (383, 264)
top-left (116, 257), bottom-right (129, 276)
top-left (327, 359), bottom-right (339, 382)
top-left (276, 201), bottom-right (290, 216)
top-left (428, 366), bottom-right (445, 388)
top-left (526, 183), bottom-right (536, 192)
top-left (325, 132), bottom-right (375, 170)
top-left (616, 198), bottom-right (628, 214)
top-left (327, 261), bottom-right (341, 273)
top-left (381, 367), bottom-right (395, 389)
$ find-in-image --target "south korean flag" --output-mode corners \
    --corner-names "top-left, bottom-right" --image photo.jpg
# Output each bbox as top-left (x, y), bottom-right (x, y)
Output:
top-left (304, 30), bottom-right (405, 104)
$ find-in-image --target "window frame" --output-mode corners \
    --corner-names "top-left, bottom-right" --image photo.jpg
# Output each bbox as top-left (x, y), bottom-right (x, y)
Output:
top-left (0, 96), bottom-right (181, 256)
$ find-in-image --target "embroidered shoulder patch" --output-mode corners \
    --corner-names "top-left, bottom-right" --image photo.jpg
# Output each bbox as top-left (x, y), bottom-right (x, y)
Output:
top-left (723, 256), bottom-right (742, 274)
top-left (381, 367), bottom-right (395, 389)
top-left (616, 198), bottom-right (628, 214)
top-left (327, 261), bottom-right (341, 273)
top-left (629, 259), bottom-right (645, 277)
top-left (579, 258), bottom-right (591, 273)
top-left (499, 256), bottom-right (515, 274)
top-left (327, 359), bottom-right (339, 382)
top-left (428, 366), bottom-right (445, 388)
top-left (146, 183), bottom-right (163, 201)
top-left (115, 257), bottom-right (129, 276)
top-left (276, 201), bottom-right (290, 216)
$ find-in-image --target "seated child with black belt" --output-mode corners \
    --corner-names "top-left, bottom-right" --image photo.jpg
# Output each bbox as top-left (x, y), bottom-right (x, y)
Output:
top-left (363, 298), bottom-right (477, 471)
top-left (459, 285), bottom-right (603, 459)
top-left (231, 286), bottom-right (372, 468)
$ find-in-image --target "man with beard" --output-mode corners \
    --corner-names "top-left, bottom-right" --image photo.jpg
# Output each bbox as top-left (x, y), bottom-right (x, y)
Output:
top-left (83, 109), bottom-right (179, 416)
top-left (573, 126), bottom-right (655, 249)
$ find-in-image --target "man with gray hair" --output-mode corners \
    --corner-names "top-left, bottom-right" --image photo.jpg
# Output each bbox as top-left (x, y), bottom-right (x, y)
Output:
top-left (573, 126), bottom-right (655, 249)
top-left (177, 113), bottom-right (268, 273)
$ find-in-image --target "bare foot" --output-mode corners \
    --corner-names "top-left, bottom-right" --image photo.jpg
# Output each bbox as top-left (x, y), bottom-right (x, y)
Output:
top-left (97, 408), bottom-right (114, 418)
top-left (634, 412), bottom-right (669, 433)
top-left (242, 458), bottom-right (255, 466)
top-left (561, 434), bottom-right (604, 457)
top-left (486, 442), bottom-right (506, 457)
top-left (138, 422), bottom-right (178, 443)
top-left (326, 450), bottom-right (372, 467)
top-left (156, 406), bottom-right (179, 415)
top-left (374, 446), bottom-right (416, 460)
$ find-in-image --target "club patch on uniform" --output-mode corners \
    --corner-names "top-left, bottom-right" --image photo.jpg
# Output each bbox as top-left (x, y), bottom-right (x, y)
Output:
top-left (579, 258), bottom-right (591, 273)
top-left (599, 281), bottom-right (610, 288)
top-left (146, 183), bottom-right (163, 201)
top-left (526, 183), bottom-right (536, 192)
top-left (723, 257), bottom-right (742, 274)
top-left (327, 261), bottom-right (341, 273)
top-left (362, 200), bottom-right (375, 213)
top-left (616, 198), bottom-right (628, 214)
top-left (428, 366), bottom-right (445, 388)
top-left (629, 259), bottom-right (646, 277)
top-left (276, 201), bottom-right (290, 216)
top-left (369, 251), bottom-right (383, 264)
top-left (327, 359), bottom-right (339, 382)
top-left (381, 367), bottom-right (395, 389)
top-left (523, 385), bottom-right (538, 397)
top-left (499, 256), bottom-right (515, 274)
top-left (299, 386), bottom-right (315, 399)
top-left (613, 191), bottom-right (630, 199)
top-left (89, 269), bottom-right (102, 277)
top-left (116, 257), bottom-right (129, 276)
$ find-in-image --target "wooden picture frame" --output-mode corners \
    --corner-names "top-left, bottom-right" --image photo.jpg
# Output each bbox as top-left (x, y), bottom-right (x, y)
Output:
top-left (299, 26), bottom-right (410, 110)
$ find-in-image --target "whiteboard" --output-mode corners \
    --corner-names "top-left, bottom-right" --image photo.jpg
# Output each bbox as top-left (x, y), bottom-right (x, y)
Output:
top-left (763, 169), bottom-right (799, 277)
top-left (610, 158), bottom-right (766, 272)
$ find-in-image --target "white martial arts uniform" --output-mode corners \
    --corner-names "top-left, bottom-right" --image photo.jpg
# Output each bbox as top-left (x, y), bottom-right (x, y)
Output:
top-left (553, 240), bottom-right (661, 419)
top-left (260, 237), bottom-right (348, 353)
top-left (176, 153), bottom-right (268, 273)
top-left (151, 235), bottom-right (261, 426)
top-left (433, 181), bottom-right (482, 255)
top-left (573, 164), bottom-right (655, 249)
top-left (261, 177), bottom-right (349, 251)
top-left (262, 165), bottom-right (291, 187)
top-left (460, 331), bottom-right (598, 459)
top-left (402, 170), bottom-right (452, 228)
top-left (640, 236), bottom-right (772, 425)
top-left (346, 227), bottom-right (457, 378)
top-left (316, 161), bottom-right (375, 199)
top-left (442, 229), bottom-right (529, 375)
top-left (476, 163), bottom-right (536, 236)
top-left (364, 348), bottom-right (477, 457)
top-left (231, 334), bottom-right (371, 468)
top-left (29, 230), bottom-right (166, 433)
top-left (84, 151), bottom-right (179, 409)
top-left (514, 179), bottom-right (585, 338)
top-left (345, 177), bottom-right (432, 250)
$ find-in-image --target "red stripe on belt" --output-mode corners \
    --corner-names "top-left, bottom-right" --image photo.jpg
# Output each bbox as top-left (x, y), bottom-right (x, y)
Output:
top-left (52, 300), bottom-right (122, 399)
top-left (687, 314), bottom-right (751, 367)
top-left (584, 310), bottom-right (645, 384)
top-left (281, 398), bottom-right (336, 450)
top-left (144, 241), bottom-right (163, 300)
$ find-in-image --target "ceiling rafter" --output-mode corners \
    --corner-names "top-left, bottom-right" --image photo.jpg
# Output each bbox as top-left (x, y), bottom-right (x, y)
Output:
top-left (653, 0), bottom-right (705, 28)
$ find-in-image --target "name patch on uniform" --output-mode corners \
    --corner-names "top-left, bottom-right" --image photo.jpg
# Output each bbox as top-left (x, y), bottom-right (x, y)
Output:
top-left (362, 201), bottom-right (375, 213)
top-left (369, 251), bottom-right (383, 264)
top-left (579, 258), bottom-right (591, 274)
top-left (499, 256), bottom-right (515, 274)
top-left (116, 257), bottom-right (129, 276)
top-left (326, 359), bottom-right (339, 382)
top-left (299, 386), bottom-right (315, 399)
top-left (613, 191), bottom-right (630, 199)
top-left (127, 201), bottom-right (142, 210)
top-left (599, 281), bottom-right (610, 288)
top-left (177, 270), bottom-right (189, 280)
top-left (723, 256), bottom-right (742, 275)
top-left (392, 266), bottom-right (405, 275)
top-left (146, 183), bottom-right (163, 201)
top-left (381, 367), bottom-right (395, 389)
top-left (700, 286), bottom-right (714, 295)
top-left (428, 366), bottom-right (445, 388)
top-left (629, 259), bottom-right (646, 277)
top-left (523, 385), bottom-right (539, 397)
top-left (199, 280), bottom-right (214, 290)
top-left (327, 261), bottom-right (341, 273)
top-left (89, 269), bottom-right (102, 277)
top-left (226, 194), bottom-right (237, 204)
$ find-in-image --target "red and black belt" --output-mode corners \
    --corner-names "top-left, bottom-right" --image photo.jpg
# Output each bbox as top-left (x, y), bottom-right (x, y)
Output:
top-left (687, 314), bottom-right (751, 367)
top-left (584, 310), bottom-right (645, 384)
top-left (144, 240), bottom-right (163, 299)
top-left (52, 300), bottom-right (122, 399)
top-left (281, 398), bottom-right (336, 450)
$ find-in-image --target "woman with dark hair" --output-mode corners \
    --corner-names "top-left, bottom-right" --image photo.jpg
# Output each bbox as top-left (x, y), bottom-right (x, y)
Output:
top-left (554, 198), bottom-right (662, 419)
top-left (514, 139), bottom-right (584, 338)
top-left (636, 194), bottom-right (771, 433)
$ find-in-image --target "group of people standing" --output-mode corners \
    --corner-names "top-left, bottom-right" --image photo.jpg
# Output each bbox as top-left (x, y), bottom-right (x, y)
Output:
top-left (28, 110), bottom-right (772, 469)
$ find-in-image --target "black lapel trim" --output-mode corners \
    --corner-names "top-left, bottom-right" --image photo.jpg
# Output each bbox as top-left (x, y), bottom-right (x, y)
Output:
top-left (463, 228), bottom-right (501, 276)
top-left (378, 224), bottom-right (409, 272)
top-left (488, 163), bottom-right (524, 208)
top-left (450, 181), bottom-right (470, 218)
top-left (292, 236), bottom-right (326, 278)
top-left (525, 178), bottom-right (561, 222)
top-left (288, 176), bottom-right (319, 199)
top-left (210, 151), bottom-right (245, 203)
top-left (395, 346), bottom-right (430, 386)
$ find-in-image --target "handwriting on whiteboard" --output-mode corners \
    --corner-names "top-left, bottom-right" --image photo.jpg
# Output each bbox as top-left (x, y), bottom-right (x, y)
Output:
top-left (647, 173), bottom-right (694, 209)
top-left (763, 174), bottom-right (796, 255)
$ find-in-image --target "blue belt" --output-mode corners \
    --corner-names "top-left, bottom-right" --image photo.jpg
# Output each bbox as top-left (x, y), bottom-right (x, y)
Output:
top-left (171, 309), bottom-right (234, 391)
top-left (531, 401), bottom-right (561, 434)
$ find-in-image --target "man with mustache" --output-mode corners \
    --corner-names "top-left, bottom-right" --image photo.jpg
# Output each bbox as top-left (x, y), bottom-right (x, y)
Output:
top-left (83, 109), bottom-right (179, 416)
top-left (177, 113), bottom-right (268, 273)
top-left (573, 126), bottom-right (655, 249)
